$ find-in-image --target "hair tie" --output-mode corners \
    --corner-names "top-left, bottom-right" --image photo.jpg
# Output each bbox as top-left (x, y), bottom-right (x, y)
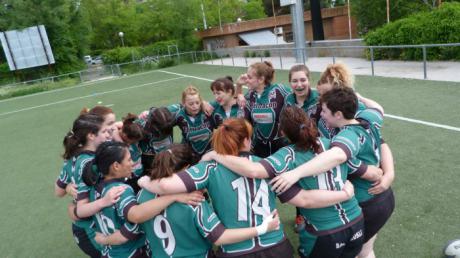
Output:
top-left (167, 149), bottom-right (173, 154)
top-left (299, 124), bottom-right (306, 130)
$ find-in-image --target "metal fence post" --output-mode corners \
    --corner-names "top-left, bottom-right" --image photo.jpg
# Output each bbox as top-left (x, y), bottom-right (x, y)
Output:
top-left (231, 49), bottom-right (235, 67)
top-left (332, 55), bottom-right (336, 64)
top-left (221, 53), bottom-right (224, 66)
top-left (79, 71), bottom-right (83, 83)
top-left (116, 64), bottom-right (121, 76)
top-left (279, 49), bottom-right (283, 69)
top-left (201, 51), bottom-right (204, 62)
top-left (370, 47), bottom-right (375, 77)
top-left (245, 55), bottom-right (248, 67)
top-left (210, 52), bottom-right (214, 65)
top-left (110, 65), bottom-right (114, 76)
top-left (422, 46), bottom-right (427, 79)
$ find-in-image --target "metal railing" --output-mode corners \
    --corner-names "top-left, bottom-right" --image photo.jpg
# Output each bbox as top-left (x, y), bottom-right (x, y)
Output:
top-left (2, 42), bottom-right (459, 92)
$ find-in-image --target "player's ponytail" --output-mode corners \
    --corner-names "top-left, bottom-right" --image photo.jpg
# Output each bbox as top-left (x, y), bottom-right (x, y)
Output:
top-left (318, 62), bottom-right (354, 90)
top-left (279, 106), bottom-right (319, 153)
top-left (82, 141), bottom-right (128, 186)
top-left (121, 113), bottom-right (143, 143)
top-left (149, 144), bottom-right (195, 180)
top-left (145, 107), bottom-right (175, 137)
top-left (63, 114), bottom-right (104, 159)
top-left (212, 118), bottom-right (253, 156)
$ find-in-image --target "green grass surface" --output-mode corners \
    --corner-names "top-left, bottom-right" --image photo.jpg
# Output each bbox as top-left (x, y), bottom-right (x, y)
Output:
top-left (1, 64), bottom-right (459, 257)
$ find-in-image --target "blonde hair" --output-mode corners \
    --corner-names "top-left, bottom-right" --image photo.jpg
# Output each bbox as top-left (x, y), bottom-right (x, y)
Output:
top-left (318, 63), bottom-right (354, 89)
top-left (181, 85), bottom-right (204, 110)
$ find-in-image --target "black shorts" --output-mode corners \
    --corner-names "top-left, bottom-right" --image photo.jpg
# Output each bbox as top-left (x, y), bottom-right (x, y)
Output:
top-left (360, 188), bottom-right (395, 243)
top-left (72, 224), bottom-right (101, 258)
top-left (299, 218), bottom-right (365, 258)
top-left (253, 138), bottom-right (288, 158)
top-left (216, 238), bottom-right (294, 258)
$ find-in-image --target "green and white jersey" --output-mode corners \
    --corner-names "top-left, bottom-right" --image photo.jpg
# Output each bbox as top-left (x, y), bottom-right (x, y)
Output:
top-left (317, 101), bottom-right (367, 139)
top-left (73, 151), bottom-right (95, 202)
top-left (177, 154), bottom-right (287, 256)
top-left (284, 88), bottom-right (319, 118)
top-left (259, 140), bottom-right (362, 237)
top-left (56, 158), bottom-right (73, 190)
top-left (210, 101), bottom-right (245, 127)
top-left (175, 108), bottom-right (215, 156)
top-left (137, 104), bottom-right (180, 154)
top-left (91, 179), bottom-right (146, 258)
top-left (70, 151), bottom-right (100, 235)
top-left (137, 190), bottom-right (224, 258)
top-left (331, 108), bottom-right (384, 202)
top-left (244, 83), bottom-right (291, 142)
top-left (129, 143), bottom-right (143, 177)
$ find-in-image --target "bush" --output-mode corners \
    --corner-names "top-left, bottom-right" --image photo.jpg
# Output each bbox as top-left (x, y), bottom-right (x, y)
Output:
top-left (244, 51), bottom-right (250, 58)
top-left (264, 50), bottom-right (271, 57)
top-left (157, 58), bottom-right (176, 68)
top-left (251, 51), bottom-right (257, 58)
top-left (364, 3), bottom-right (460, 61)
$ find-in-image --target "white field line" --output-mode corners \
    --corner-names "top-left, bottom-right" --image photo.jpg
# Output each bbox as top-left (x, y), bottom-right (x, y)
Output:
top-left (0, 77), bottom-right (183, 117)
top-left (158, 70), bottom-right (460, 132)
top-left (0, 69), bottom-right (164, 104)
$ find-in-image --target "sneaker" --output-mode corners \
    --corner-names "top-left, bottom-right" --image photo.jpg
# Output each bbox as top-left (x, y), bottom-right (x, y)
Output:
top-left (294, 215), bottom-right (305, 233)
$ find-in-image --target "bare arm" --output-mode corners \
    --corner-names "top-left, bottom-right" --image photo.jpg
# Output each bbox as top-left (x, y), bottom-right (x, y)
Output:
top-left (54, 183), bottom-right (67, 197)
top-left (95, 231), bottom-right (128, 246)
top-left (270, 147), bottom-right (347, 193)
top-left (369, 143), bottom-right (395, 194)
top-left (76, 186), bottom-right (126, 218)
top-left (356, 92), bottom-right (384, 115)
top-left (360, 166), bottom-right (383, 181)
top-left (287, 180), bottom-right (354, 208)
top-left (137, 174), bottom-right (188, 195)
top-left (214, 210), bottom-right (280, 245)
top-left (127, 191), bottom-right (204, 224)
top-left (201, 151), bottom-right (269, 179)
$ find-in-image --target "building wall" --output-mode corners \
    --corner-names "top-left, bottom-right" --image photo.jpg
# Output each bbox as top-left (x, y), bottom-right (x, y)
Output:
top-left (198, 6), bottom-right (357, 50)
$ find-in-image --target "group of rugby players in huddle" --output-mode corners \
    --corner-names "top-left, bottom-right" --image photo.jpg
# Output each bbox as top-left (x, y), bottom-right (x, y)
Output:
top-left (55, 61), bottom-right (395, 258)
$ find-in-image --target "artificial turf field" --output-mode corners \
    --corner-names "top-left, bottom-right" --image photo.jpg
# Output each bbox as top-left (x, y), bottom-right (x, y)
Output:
top-left (0, 63), bottom-right (459, 257)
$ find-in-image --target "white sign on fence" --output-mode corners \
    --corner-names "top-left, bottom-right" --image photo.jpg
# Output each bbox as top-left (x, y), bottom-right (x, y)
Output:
top-left (0, 25), bottom-right (55, 71)
top-left (280, 0), bottom-right (296, 7)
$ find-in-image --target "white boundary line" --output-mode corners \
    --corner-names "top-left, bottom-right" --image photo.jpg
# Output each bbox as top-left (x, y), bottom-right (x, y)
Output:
top-left (158, 70), bottom-right (460, 132)
top-left (0, 69), bottom-right (164, 104)
top-left (0, 77), bottom-right (183, 117)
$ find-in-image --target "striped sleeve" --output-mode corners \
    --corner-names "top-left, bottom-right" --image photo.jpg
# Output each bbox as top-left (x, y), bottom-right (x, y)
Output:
top-left (177, 161), bottom-right (215, 192)
top-left (259, 147), bottom-right (295, 178)
top-left (194, 201), bottom-right (225, 243)
top-left (56, 160), bottom-right (72, 189)
top-left (331, 129), bottom-right (361, 160)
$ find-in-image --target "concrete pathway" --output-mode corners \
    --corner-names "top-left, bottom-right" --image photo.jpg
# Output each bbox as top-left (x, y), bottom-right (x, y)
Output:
top-left (199, 56), bottom-right (460, 82)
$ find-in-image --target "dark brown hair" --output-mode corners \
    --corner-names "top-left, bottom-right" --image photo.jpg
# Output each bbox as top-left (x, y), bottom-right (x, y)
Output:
top-left (149, 144), bottom-right (195, 180)
top-left (320, 87), bottom-right (358, 120)
top-left (121, 113), bottom-right (143, 143)
top-left (62, 114), bottom-right (104, 159)
top-left (210, 76), bottom-right (235, 94)
top-left (279, 106), bottom-right (320, 153)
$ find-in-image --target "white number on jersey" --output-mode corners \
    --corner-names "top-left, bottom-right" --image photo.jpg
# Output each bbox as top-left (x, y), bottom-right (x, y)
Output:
top-left (153, 213), bottom-right (176, 256)
top-left (231, 178), bottom-right (270, 221)
top-left (95, 212), bottom-right (116, 235)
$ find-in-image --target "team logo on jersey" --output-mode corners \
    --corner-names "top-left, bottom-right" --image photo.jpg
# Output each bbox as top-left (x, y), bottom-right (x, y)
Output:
top-left (252, 113), bottom-right (273, 123)
top-left (351, 229), bottom-right (363, 241)
top-left (268, 89), bottom-right (277, 101)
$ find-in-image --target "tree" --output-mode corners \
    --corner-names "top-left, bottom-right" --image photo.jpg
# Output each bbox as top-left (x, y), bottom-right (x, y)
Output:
top-left (350, 0), bottom-right (442, 34)
top-left (0, 0), bottom-right (91, 73)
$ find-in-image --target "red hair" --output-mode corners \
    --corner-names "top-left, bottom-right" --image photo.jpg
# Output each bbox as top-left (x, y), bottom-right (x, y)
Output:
top-left (212, 118), bottom-right (253, 156)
